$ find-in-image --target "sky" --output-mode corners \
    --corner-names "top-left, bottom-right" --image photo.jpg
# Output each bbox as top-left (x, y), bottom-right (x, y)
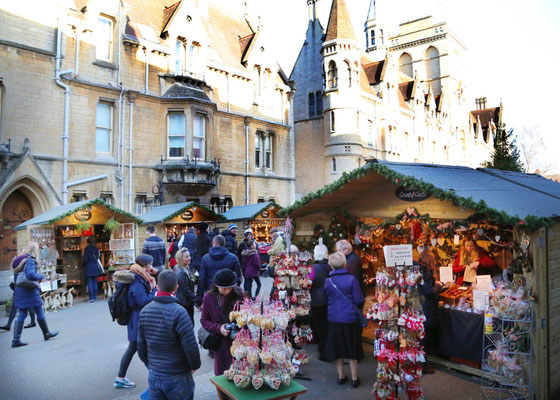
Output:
top-left (224, 0), bottom-right (560, 174)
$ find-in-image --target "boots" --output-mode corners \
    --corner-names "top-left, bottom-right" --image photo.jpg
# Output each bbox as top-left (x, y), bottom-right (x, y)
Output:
top-left (24, 322), bottom-right (36, 329)
top-left (11, 321), bottom-right (28, 348)
top-left (38, 319), bottom-right (58, 341)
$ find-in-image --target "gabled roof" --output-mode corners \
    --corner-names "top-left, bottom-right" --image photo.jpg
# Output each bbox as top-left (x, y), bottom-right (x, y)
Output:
top-left (399, 81), bottom-right (415, 101)
top-left (325, 0), bottom-right (356, 42)
top-left (140, 201), bottom-right (224, 224)
top-left (283, 161), bottom-right (560, 228)
top-left (161, 1), bottom-right (180, 33)
top-left (363, 59), bottom-right (386, 85)
top-left (223, 202), bottom-right (281, 221)
top-left (470, 107), bottom-right (501, 128)
top-left (15, 199), bottom-right (142, 231)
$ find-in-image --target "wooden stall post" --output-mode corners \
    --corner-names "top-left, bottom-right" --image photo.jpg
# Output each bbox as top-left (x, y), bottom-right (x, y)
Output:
top-left (546, 223), bottom-right (560, 398)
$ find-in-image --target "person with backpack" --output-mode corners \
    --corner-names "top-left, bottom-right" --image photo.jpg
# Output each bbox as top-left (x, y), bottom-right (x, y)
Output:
top-left (113, 254), bottom-right (156, 389)
top-left (142, 226), bottom-right (166, 275)
top-left (177, 227), bottom-right (196, 255)
top-left (192, 222), bottom-right (211, 273)
top-left (137, 271), bottom-right (201, 400)
top-left (11, 242), bottom-right (58, 348)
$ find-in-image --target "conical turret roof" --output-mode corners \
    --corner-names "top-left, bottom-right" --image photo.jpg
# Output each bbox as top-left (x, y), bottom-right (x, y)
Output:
top-left (325, 0), bottom-right (356, 42)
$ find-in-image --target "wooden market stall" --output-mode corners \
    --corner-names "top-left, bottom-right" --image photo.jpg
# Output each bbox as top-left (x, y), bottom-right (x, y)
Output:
top-left (282, 160), bottom-right (560, 399)
top-left (139, 201), bottom-right (225, 246)
top-left (14, 199), bottom-right (142, 298)
top-left (222, 202), bottom-right (285, 245)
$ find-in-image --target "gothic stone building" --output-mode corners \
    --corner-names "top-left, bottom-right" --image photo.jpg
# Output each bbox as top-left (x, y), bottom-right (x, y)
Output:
top-left (290, 0), bottom-right (501, 198)
top-left (0, 0), bottom-right (295, 270)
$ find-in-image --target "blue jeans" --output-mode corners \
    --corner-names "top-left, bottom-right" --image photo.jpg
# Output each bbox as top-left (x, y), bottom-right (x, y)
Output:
top-left (148, 371), bottom-right (194, 400)
top-left (86, 276), bottom-right (98, 300)
top-left (17, 305), bottom-right (45, 322)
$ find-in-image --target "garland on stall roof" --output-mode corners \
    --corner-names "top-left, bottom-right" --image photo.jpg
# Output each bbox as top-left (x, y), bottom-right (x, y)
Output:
top-left (162, 202), bottom-right (226, 223)
top-left (47, 198), bottom-right (143, 225)
top-left (281, 162), bottom-right (554, 230)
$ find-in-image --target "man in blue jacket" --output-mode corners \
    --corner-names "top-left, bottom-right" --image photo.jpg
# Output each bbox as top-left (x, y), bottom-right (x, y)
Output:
top-left (138, 271), bottom-right (201, 400)
top-left (142, 226), bottom-right (166, 274)
top-left (196, 234), bottom-right (241, 306)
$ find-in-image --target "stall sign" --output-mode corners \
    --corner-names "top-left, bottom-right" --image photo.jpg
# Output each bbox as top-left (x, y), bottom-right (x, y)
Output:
top-left (383, 244), bottom-right (413, 266)
top-left (73, 208), bottom-right (92, 221)
top-left (261, 210), bottom-right (270, 218)
top-left (180, 210), bottom-right (194, 221)
top-left (395, 187), bottom-right (430, 202)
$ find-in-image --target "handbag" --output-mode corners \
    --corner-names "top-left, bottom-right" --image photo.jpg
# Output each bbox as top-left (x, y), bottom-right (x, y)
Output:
top-left (97, 259), bottom-right (105, 275)
top-left (328, 278), bottom-right (368, 328)
top-left (15, 270), bottom-right (39, 289)
top-left (197, 326), bottom-right (221, 350)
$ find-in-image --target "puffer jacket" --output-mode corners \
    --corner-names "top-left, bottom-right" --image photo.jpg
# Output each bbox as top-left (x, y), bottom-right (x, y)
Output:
top-left (324, 269), bottom-right (364, 324)
top-left (242, 249), bottom-right (261, 279)
top-left (137, 295), bottom-right (201, 375)
top-left (13, 256), bottom-right (44, 309)
top-left (221, 230), bottom-right (238, 254)
top-left (83, 244), bottom-right (101, 277)
top-left (114, 270), bottom-right (156, 342)
top-left (196, 246), bottom-right (241, 305)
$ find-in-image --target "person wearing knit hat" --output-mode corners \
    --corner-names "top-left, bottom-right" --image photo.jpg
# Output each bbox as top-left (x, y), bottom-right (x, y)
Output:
top-left (221, 224), bottom-right (238, 255)
top-left (213, 269), bottom-right (237, 288)
top-left (228, 223), bottom-right (238, 231)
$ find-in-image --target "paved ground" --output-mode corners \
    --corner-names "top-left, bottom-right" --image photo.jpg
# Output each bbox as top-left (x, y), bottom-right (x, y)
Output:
top-left (0, 276), bottom-right (483, 399)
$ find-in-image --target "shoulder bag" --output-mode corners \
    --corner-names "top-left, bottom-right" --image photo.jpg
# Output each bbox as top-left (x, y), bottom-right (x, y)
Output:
top-left (197, 326), bottom-right (221, 350)
top-left (328, 278), bottom-right (368, 328)
top-left (15, 266), bottom-right (39, 289)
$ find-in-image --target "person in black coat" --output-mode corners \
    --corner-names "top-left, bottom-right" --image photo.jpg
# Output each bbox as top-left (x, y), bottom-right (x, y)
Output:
top-left (192, 222), bottom-right (211, 273)
top-left (83, 237), bottom-right (101, 302)
top-left (336, 240), bottom-right (365, 296)
top-left (309, 244), bottom-right (330, 361)
top-left (138, 271), bottom-right (201, 400)
top-left (221, 224), bottom-right (238, 254)
top-left (174, 248), bottom-right (196, 322)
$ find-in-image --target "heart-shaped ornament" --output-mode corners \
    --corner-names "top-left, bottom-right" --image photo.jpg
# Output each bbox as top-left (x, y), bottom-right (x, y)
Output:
top-left (495, 235), bottom-right (501, 242)
top-left (396, 224), bottom-right (402, 230)
top-left (477, 228), bottom-right (484, 235)
top-left (430, 238), bottom-right (437, 247)
top-left (407, 207), bottom-right (415, 215)
top-left (437, 237), bottom-right (445, 246)
top-left (417, 246), bottom-right (425, 254)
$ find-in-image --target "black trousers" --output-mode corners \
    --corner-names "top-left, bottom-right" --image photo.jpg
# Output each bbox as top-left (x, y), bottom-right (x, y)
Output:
top-left (311, 306), bottom-right (329, 360)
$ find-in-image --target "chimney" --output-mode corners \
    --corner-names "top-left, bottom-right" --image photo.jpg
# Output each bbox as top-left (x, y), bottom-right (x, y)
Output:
top-left (475, 97), bottom-right (487, 110)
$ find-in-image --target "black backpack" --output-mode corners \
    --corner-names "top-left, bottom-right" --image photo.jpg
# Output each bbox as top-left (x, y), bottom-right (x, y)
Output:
top-left (108, 284), bottom-right (132, 326)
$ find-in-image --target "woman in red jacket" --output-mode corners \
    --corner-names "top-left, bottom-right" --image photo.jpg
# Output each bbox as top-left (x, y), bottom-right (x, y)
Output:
top-left (452, 236), bottom-right (499, 285)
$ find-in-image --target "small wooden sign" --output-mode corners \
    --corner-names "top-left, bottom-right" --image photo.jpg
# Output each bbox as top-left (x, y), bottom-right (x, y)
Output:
top-left (180, 210), bottom-right (194, 221)
top-left (73, 208), bottom-right (92, 221)
top-left (395, 187), bottom-right (430, 202)
top-left (261, 210), bottom-right (270, 219)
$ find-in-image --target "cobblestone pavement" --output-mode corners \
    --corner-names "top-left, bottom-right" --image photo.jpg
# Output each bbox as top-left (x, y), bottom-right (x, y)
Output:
top-left (0, 276), bottom-right (482, 399)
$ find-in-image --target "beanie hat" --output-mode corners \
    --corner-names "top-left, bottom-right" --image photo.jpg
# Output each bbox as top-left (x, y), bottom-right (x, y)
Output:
top-left (244, 228), bottom-right (253, 235)
top-left (213, 269), bottom-right (237, 288)
top-left (228, 223), bottom-right (238, 231)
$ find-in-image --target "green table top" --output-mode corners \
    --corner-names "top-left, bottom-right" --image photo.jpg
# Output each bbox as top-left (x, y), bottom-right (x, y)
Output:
top-left (211, 375), bottom-right (307, 400)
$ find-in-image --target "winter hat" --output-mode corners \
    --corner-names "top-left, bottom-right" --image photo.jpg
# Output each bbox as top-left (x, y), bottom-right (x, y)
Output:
top-left (228, 223), bottom-right (238, 231)
top-left (213, 269), bottom-right (237, 288)
top-left (244, 228), bottom-right (253, 235)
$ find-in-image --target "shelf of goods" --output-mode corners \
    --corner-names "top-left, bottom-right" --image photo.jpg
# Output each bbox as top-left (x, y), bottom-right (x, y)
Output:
top-left (481, 278), bottom-right (533, 400)
top-left (225, 299), bottom-right (297, 390)
top-left (367, 262), bottom-right (426, 400)
top-left (110, 223), bottom-right (135, 265)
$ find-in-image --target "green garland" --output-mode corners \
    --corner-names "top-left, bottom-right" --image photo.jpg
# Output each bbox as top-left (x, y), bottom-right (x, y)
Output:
top-left (47, 198), bottom-right (143, 225)
top-left (281, 162), bottom-right (554, 230)
top-left (162, 201), bottom-right (226, 222)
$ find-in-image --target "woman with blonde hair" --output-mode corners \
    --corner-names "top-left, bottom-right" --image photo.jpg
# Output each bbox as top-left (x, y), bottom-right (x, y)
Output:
top-left (452, 236), bottom-right (499, 285)
top-left (174, 247), bottom-right (196, 321)
top-left (11, 242), bottom-right (59, 348)
top-left (323, 252), bottom-right (364, 388)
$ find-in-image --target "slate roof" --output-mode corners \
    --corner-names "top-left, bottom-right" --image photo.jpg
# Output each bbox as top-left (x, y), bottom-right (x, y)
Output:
top-left (140, 201), bottom-right (224, 224)
top-left (363, 59), bottom-right (386, 85)
top-left (325, 0), bottom-right (356, 42)
top-left (14, 200), bottom-right (142, 231)
top-left (162, 83), bottom-right (212, 101)
top-left (223, 202), bottom-right (278, 221)
top-left (285, 161), bottom-right (560, 221)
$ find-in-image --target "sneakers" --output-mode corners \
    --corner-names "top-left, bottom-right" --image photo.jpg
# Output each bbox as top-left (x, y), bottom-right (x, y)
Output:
top-left (114, 377), bottom-right (135, 388)
top-left (88, 299), bottom-right (95, 303)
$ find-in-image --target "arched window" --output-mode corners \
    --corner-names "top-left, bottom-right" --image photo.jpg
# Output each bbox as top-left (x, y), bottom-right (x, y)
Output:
top-left (398, 53), bottom-right (413, 78)
top-left (332, 157), bottom-right (336, 172)
top-left (425, 47), bottom-right (441, 95)
top-left (327, 61), bottom-right (337, 89)
top-left (345, 61), bottom-right (352, 87)
top-left (330, 111), bottom-right (335, 132)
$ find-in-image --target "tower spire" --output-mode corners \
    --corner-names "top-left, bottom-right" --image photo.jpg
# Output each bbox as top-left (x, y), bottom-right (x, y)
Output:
top-left (325, 0), bottom-right (356, 42)
top-left (366, 0), bottom-right (376, 21)
top-left (307, 0), bottom-right (318, 22)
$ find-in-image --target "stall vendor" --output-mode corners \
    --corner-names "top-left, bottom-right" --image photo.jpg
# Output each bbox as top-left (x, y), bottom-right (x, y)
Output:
top-left (452, 236), bottom-right (499, 285)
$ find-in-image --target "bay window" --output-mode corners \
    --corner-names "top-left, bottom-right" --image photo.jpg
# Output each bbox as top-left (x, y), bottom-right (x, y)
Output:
top-left (168, 111), bottom-right (185, 158)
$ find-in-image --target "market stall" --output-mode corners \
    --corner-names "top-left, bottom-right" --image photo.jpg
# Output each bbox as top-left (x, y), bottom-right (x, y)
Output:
top-left (282, 160), bottom-right (560, 399)
top-left (222, 202), bottom-right (285, 245)
top-left (139, 201), bottom-right (224, 247)
top-left (14, 199), bottom-right (142, 299)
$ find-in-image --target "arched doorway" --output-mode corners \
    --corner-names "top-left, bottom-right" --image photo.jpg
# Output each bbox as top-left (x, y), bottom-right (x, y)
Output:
top-left (0, 190), bottom-right (33, 269)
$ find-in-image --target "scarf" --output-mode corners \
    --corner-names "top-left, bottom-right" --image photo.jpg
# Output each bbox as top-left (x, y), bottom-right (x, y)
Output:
top-left (12, 254), bottom-right (30, 274)
top-left (129, 263), bottom-right (156, 291)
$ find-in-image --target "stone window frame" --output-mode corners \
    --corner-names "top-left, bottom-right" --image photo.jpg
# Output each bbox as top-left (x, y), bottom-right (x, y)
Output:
top-left (167, 109), bottom-right (186, 159)
top-left (96, 15), bottom-right (114, 63)
top-left (95, 99), bottom-right (114, 155)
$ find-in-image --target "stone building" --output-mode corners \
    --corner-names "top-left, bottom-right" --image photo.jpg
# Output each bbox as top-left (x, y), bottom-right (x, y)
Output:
top-left (291, 0), bottom-right (501, 198)
top-left (0, 0), bottom-right (295, 270)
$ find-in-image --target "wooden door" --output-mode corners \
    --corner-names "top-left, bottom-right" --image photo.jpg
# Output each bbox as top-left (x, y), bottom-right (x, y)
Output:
top-left (0, 190), bottom-right (33, 269)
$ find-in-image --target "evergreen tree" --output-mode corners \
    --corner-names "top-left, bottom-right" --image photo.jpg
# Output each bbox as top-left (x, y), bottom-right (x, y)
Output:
top-left (483, 123), bottom-right (523, 172)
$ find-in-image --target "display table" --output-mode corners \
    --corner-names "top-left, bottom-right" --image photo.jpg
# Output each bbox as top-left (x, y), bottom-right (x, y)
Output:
top-left (438, 307), bottom-right (484, 363)
top-left (210, 375), bottom-right (307, 400)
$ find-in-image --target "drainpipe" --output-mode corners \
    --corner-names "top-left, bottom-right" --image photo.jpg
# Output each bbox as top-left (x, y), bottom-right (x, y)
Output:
top-left (73, 27), bottom-right (79, 77)
top-left (244, 117), bottom-right (249, 205)
top-left (116, 0), bottom-right (125, 209)
top-left (67, 174), bottom-right (108, 187)
top-left (55, 16), bottom-right (73, 205)
top-left (144, 48), bottom-right (150, 94)
top-left (226, 73), bottom-right (230, 112)
top-left (128, 95), bottom-right (135, 212)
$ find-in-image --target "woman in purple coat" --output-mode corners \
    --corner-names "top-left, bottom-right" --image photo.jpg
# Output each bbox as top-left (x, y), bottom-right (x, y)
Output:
top-left (241, 240), bottom-right (261, 298)
top-left (200, 269), bottom-right (245, 375)
top-left (323, 252), bottom-right (365, 388)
